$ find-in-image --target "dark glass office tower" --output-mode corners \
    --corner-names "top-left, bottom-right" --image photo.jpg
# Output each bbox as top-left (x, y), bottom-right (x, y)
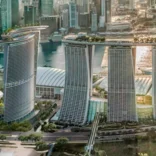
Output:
top-left (24, 6), bottom-right (37, 25)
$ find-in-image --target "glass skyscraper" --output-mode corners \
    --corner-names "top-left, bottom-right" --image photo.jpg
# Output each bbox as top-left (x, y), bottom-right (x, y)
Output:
top-left (2, 26), bottom-right (44, 122)
top-left (1, 0), bottom-right (12, 32)
top-left (69, 0), bottom-right (77, 28)
top-left (41, 0), bottom-right (53, 16)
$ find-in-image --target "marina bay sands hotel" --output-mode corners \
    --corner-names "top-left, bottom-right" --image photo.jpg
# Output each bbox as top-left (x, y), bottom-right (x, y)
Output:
top-left (59, 37), bottom-right (156, 125)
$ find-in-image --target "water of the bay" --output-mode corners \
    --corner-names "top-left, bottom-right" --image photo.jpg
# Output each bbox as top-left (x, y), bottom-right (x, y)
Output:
top-left (38, 41), bottom-right (105, 74)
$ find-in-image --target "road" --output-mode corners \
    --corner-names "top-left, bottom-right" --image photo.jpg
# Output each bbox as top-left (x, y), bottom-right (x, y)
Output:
top-left (3, 132), bottom-right (89, 142)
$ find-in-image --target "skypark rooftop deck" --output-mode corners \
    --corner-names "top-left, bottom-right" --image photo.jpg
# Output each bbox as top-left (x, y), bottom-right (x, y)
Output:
top-left (63, 34), bottom-right (156, 46)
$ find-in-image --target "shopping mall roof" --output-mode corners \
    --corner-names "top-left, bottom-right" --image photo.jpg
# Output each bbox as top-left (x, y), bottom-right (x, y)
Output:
top-left (37, 67), bottom-right (65, 88)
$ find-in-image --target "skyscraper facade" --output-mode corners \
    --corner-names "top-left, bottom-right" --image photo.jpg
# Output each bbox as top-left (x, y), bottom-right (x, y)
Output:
top-left (24, 6), bottom-right (37, 25)
top-left (101, 0), bottom-right (106, 16)
top-left (108, 46), bottom-right (137, 122)
top-left (11, 0), bottom-right (21, 26)
top-left (91, 13), bottom-right (98, 32)
top-left (69, 0), bottom-right (77, 28)
top-left (62, 9), bottom-right (69, 29)
top-left (2, 26), bottom-right (44, 122)
top-left (41, 0), bottom-right (53, 16)
top-left (129, 0), bottom-right (135, 9)
top-left (99, 0), bottom-right (106, 27)
top-left (1, 0), bottom-right (12, 32)
top-left (105, 0), bottom-right (111, 23)
top-left (59, 44), bottom-right (95, 125)
top-left (3, 36), bottom-right (35, 122)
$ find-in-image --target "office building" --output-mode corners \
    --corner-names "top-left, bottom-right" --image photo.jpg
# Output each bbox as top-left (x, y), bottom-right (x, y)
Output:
top-left (32, 0), bottom-right (40, 17)
top-left (62, 9), bottom-right (69, 29)
top-left (40, 16), bottom-right (59, 39)
top-left (59, 3), bottom-right (69, 14)
top-left (24, 6), bottom-right (37, 25)
top-left (83, 0), bottom-right (90, 13)
top-left (106, 0), bottom-right (111, 23)
top-left (101, 0), bottom-right (106, 16)
top-left (76, 0), bottom-right (89, 13)
top-left (11, 0), bottom-right (24, 26)
top-left (108, 46), bottom-right (137, 122)
top-left (59, 44), bottom-right (95, 125)
top-left (1, 0), bottom-right (12, 32)
top-left (91, 13), bottom-right (98, 32)
top-left (79, 13), bottom-right (89, 28)
top-left (129, 0), bottom-right (135, 9)
top-left (41, 0), bottom-right (53, 16)
top-left (69, 0), bottom-right (77, 28)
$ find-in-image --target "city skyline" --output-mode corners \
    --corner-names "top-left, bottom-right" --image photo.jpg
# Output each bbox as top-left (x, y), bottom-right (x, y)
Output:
top-left (0, 0), bottom-right (156, 156)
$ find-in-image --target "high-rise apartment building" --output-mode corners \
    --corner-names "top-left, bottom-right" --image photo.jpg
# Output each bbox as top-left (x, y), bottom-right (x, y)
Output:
top-left (59, 44), bottom-right (95, 125)
top-left (1, 0), bottom-right (12, 32)
top-left (41, 0), bottom-right (53, 16)
top-left (108, 46), bottom-right (137, 122)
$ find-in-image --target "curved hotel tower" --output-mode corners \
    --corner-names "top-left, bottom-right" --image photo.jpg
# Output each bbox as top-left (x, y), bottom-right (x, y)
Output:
top-left (108, 46), bottom-right (137, 122)
top-left (59, 44), bottom-right (95, 125)
top-left (2, 26), bottom-right (47, 122)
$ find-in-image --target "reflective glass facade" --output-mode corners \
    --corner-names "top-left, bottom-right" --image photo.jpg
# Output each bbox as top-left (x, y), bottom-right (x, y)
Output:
top-left (41, 0), bottom-right (53, 16)
top-left (1, 0), bottom-right (12, 32)
top-left (3, 38), bottom-right (36, 122)
top-left (108, 46), bottom-right (137, 122)
top-left (59, 44), bottom-right (94, 125)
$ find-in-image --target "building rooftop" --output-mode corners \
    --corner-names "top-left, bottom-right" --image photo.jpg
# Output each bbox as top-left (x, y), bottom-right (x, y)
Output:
top-left (36, 67), bottom-right (65, 88)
